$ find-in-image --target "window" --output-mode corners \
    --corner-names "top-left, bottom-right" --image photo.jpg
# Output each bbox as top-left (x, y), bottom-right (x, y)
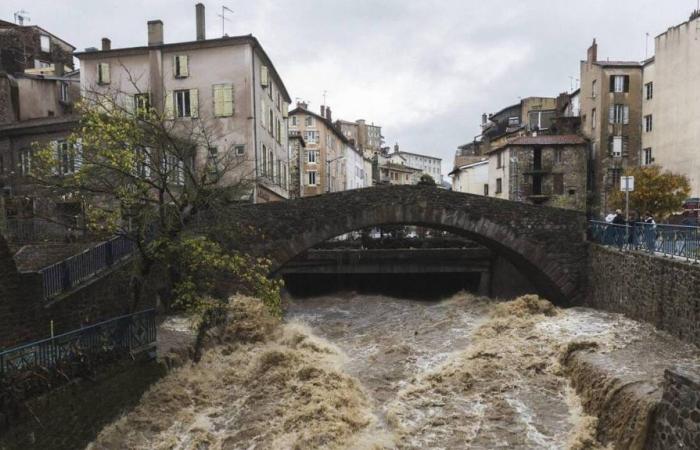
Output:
top-left (307, 170), bottom-right (317, 186)
top-left (609, 104), bottom-right (629, 124)
top-left (495, 178), bottom-right (502, 194)
top-left (645, 114), bottom-right (653, 132)
top-left (304, 131), bottom-right (318, 144)
top-left (134, 93), bottom-right (150, 118)
top-left (307, 150), bottom-right (317, 163)
top-left (262, 145), bottom-right (267, 176)
top-left (496, 151), bottom-right (503, 169)
top-left (592, 79), bottom-right (598, 98)
top-left (645, 82), bottom-right (653, 100)
top-left (135, 147), bottom-right (151, 178)
top-left (528, 110), bottom-right (555, 131)
top-left (164, 154), bottom-right (184, 185)
top-left (591, 108), bottom-right (597, 129)
top-left (610, 168), bottom-right (622, 187)
top-left (483, 183), bottom-right (489, 195)
top-left (268, 149), bottom-right (274, 178)
top-left (260, 65), bottom-right (269, 87)
top-left (172, 89), bottom-right (198, 118)
top-left (40, 35), bottom-right (50, 52)
top-left (305, 116), bottom-right (314, 127)
top-left (56, 140), bottom-right (75, 175)
top-left (291, 116), bottom-right (298, 126)
top-left (555, 149), bottom-right (563, 164)
top-left (97, 63), bottom-right (110, 85)
top-left (174, 55), bottom-right (189, 78)
top-left (213, 84), bottom-right (234, 117)
top-left (269, 108), bottom-right (274, 134)
top-left (20, 148), bottom-right (32, 176)
top-left (508, 116), bottom-right (520, 126)
top-left (553, 173), bottom-right (564, 195)
top-left (235, 145), bottom-right (245, 157)
top-left (208, 147), bottom-right (219, 176)
top-left (612, 136), bottom-right (623, 157)
top-left (643, 147), bottom-right (653, 165)
top-left (276, 119), bottom-right (282, 143)
top-left (59, 82), bottom-right (69, 102)
top-left (610, 75), bottom-right (630, 93)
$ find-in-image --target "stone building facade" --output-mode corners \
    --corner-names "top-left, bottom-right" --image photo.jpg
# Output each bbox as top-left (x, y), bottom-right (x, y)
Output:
top-left (75, 5), bottom-right (292, 203)
top-left (486, 135), bottom-right (588, 211)
top-left (335, 118), bottom-right (383, 159)
top-left (580, 39), bottom-right (643, 216)
top-left (287, 131), bottom-right (305, 199)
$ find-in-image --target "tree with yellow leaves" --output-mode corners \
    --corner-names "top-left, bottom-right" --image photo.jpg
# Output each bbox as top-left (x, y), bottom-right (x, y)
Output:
top-left (608, 165), bottom-right (690, 219)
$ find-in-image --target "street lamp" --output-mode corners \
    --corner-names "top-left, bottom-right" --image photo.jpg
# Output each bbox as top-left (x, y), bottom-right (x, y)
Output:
top-left (326, 155), bottom-right (345, 193)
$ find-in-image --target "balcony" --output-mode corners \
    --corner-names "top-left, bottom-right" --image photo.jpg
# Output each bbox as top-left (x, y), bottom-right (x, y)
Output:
top-left (521, 162), bottom-right (553, 175)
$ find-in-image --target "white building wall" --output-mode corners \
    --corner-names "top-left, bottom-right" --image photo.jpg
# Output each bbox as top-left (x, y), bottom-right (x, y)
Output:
top-left (452, 161), bottom-right (488, 195)
top-left (488, 149), bottom-right (510, 199)
top-left (343, 145), bottom-right (366, 190)
top-left (648, 17), bottom-right (700, 195)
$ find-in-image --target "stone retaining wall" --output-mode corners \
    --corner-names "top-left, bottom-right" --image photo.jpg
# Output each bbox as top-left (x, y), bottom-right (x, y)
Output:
top-left (648, 369), bottom-right (700, 449)
top-left (585, 244), bottom-right (700, 347)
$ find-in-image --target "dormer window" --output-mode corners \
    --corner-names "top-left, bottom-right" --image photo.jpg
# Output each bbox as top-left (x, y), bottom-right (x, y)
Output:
top-left (174, 55), bottom-right (189, 78)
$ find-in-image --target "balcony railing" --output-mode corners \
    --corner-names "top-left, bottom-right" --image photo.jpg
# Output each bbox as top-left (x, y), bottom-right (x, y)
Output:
top-left (521, 162), bottom-right (553, 174)
top-left (589, 220), bottom-right (700, 262)
top-left (0, 309), bottom-right (156, 376)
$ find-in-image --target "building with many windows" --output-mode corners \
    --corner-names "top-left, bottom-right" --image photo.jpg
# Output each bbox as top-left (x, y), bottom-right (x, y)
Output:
top-left (289, 103), bottom-right (364, 196)
top-left (76, 4), bottom-right (291, 203)
top-left (579, 39), bottom-right (643, 216)
top-left (388, 145), bottom-right (443, 184)
top-left (642, 11), bottom-right (700, 196)
top-left (335, 119), bottom-right (383, 159)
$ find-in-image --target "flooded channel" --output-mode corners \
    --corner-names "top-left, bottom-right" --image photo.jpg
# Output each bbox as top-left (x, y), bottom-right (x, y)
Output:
top-left (89, 292), bottom-right (699, 449)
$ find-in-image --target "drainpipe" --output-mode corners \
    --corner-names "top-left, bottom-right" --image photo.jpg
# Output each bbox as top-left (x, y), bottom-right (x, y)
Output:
top-left (251, 45), bottom-right (259, 203)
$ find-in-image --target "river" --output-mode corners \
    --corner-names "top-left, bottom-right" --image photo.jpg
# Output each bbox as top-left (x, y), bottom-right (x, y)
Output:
top-left (88, 291), bottom-right (699, 449)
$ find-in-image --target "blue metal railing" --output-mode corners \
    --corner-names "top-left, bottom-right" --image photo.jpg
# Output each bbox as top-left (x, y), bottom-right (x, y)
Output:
top-left (589, 220), bottom-right (700, 261)
top-left (0, 309), bottom-right (156, 377)
top-left (38, 235), bottom-right (136, 300)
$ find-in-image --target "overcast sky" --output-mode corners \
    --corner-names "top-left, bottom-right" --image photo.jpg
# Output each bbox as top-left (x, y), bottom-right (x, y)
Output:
top-left (2, 1), bottom-right (695, 177)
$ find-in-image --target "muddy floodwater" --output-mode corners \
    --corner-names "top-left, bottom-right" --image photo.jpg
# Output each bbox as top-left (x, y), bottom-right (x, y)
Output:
top-left (89, 292), bottom-right (700, 449)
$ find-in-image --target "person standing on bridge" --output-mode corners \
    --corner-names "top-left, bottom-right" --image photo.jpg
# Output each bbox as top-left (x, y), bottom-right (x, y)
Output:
top-left (612, 209), bottom-right (626, 248)
top-left (643, 212), bottom-right (657, 253)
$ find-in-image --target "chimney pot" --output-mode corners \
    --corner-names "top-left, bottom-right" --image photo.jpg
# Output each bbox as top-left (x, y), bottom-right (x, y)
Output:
top-left (326, 106), bottom-right (332, 122)
top-left (101, 38), bottom-right (111, 51)
top-left (320, 105), bottom-right (325, 118)
top-left (147, 20), bottom-right (164, 46)
top-left (196, 3), bottom-right (205, 41)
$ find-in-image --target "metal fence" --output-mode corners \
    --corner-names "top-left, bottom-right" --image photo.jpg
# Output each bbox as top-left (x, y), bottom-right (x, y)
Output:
top-left (589, 220), bottom-right (700, 262)
top-left (0, 218), bottom-right (78, 243)
top-left (39, 235), bottom-right (136, 299)
top-left (0, 309), bottom-right (156, 377)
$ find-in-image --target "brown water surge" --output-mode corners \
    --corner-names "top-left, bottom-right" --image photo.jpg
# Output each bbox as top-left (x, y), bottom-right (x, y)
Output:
top-left (88, 292), bottom-right (699, 449)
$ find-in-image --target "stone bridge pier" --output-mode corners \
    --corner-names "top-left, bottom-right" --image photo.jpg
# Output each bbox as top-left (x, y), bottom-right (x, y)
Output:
top-left (204, 185), bottom-right (588, 304)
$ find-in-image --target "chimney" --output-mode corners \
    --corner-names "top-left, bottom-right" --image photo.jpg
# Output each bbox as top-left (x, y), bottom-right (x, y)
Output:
top-left (481, 113), bottom-right (487, 125)
top-left (101, 38), bottom-right (111, 51)
top-left (394, 143), bottom-right (399, 153)
top-left (587, 38), bottom-right (597, 63)
top-left (320, 105), bottom-right (326, 118)
top-left (325, 106), bottom-right (332, 122)
top-left (297, 101), bottom-right (307, 110)
top-left (148, 20), bottom-right (164, 46)
top-left (196, 3), bottom-right (205, 41)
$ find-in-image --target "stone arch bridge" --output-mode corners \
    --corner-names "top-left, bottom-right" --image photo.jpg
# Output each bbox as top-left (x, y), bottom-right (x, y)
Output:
top-left (204, 185), bottom-right (588, 304)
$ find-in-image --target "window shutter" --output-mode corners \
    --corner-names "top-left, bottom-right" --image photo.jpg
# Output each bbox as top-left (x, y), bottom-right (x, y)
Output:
top-left (98, 63), bottom-right (110, 84)
top-left (623, 105), bottom-right (629, 124)
top-left (608, 105), bottom-right (614, 124)
top-left (213, 85), bottom-right (223, 117)
top-left (223, 84), bottom-right (234, 116)
top-left (125, 94), bottom-right (135, 114)
top-left (609, 75), bottom-right (615, 92)
top-left (622, 136), bottom-right (629, 157)
top-left (165, 91), bottom-right (174, 119)
top-left (51, 141), bottom-right (59, 175)
top-left (607, 136), bottom-right (613, 155)
top-left (181, 56), bottom-right (189, 77)
top-left (173, 56), bottom-right (178, 77)
top-left (74, 139), bottom-right (82, 171)
top-left (189, 89), bottom-right (198, 118)
top-left (261, 65), bottom-right (269, 87)
top-left (623, 75), bottom-right (630, 93)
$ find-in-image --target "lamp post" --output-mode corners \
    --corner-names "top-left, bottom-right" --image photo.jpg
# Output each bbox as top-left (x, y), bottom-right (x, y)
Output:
top-left (326, 155), bottom-right (345, 193)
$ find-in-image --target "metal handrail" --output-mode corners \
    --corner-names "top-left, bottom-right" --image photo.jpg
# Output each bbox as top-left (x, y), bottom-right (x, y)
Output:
top-left (38, 235), bottom-right (136, 300)
top-left (589, 220), bottom-right (700, 262)
top-left (0, 309), bottom-right (156, 376)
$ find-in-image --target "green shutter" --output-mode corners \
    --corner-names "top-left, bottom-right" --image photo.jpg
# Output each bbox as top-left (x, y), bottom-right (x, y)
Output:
top-left (165, 91), bottom-right (174, 119)
top-left (190, 88), bottom-right (198, 118)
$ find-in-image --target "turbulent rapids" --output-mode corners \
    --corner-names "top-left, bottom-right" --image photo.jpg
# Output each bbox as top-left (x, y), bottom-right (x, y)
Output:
top-left (88, 292), bottom-right (699, 449)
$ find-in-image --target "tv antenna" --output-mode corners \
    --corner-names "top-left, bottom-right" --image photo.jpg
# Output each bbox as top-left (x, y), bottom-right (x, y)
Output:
top-left (13, 10), bottom-right (30, 25)
top-left (645, 32), bottom-right (651, 58)
top-left (217, 5), bottom-right (233, 37)
top-left (322, 90), bottom-right (328, 106)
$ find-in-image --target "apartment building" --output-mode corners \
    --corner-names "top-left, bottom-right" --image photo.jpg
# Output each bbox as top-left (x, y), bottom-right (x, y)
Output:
top-left (481, 97), bottom-right (558, 151)
top-left (289, 103), bottom-right (348, 196)
top-left (75, 4), bottom-right (291, 203)
top-left (388, 145), bottom-right (443, 184)
top-left (579, 39), bottom-right (643, 215)
top-left (642, 12), bottom-right (700, 195)
top-left (0, 21), bottom-right (81, 232)
top-left (335, 119), bottom-right (383, 159)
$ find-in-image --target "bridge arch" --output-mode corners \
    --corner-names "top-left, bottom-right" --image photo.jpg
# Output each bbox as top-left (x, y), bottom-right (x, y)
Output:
top-left (212, 186), bottom-right (588, 304)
